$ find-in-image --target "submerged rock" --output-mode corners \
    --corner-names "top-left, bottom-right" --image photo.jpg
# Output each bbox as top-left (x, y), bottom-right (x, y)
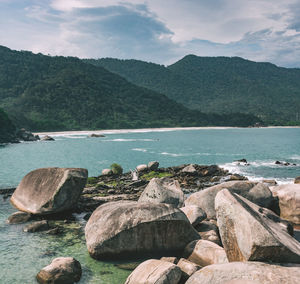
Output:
top-left (88, 133), bottom-right (105, 137)
top-left (11, 167), bottom-right (88, 214)
top-left (85, 201), bottom-right (200, 259)
top-left (24, 220), bottom-right (49, 233)
top-left (7, 211), bottom-right (31, 224)
top-left (36, 257), bottom-right (82, 284)
top-left (215, 189), bottom-right (300, 263)
top-left (185, 262), bottom-right (300, 284)
top-left (125, 259), bottom-right (182, 284)
top-left (138, 178), bottom-right (184, 208)
top-left (185, 181), bottom-right (273, 219)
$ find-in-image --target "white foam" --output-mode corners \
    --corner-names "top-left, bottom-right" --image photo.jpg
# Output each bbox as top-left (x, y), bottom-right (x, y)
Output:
top-left (132, 148), bottom-right (148, 152)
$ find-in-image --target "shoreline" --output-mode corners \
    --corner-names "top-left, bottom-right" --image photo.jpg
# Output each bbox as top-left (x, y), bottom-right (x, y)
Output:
top-left (34, 125), bottom-right (300, 136)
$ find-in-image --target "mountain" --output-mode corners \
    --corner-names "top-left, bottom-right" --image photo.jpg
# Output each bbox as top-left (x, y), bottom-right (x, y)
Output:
top-left (0, 46), bottom-right (259, 131)
top-left (0, 107), bottom-right (17, 143)
top-left (87, 56), bottom-right (300, 125)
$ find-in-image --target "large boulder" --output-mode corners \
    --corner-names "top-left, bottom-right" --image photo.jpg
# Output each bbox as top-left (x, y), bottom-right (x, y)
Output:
top-left (177, 258), bottom-right (201, 283)
top-left (185, 181), bottom-right (273, 219)
top-left (36, 257), bottom-right (82, 284)
top-left (270, 184), bottom-right (300, 224)
top-left (185, 262), bottom-right (300, 284)
top-left (215, 189), bottom-right (300, 263)
top-left (180, 205), bottom-right (207, 227)
top-left (10, 168), bottom-right (88, 214)
top-left (85, 201), bottom-right (200, 259)
top-left (195, 220), bottom-right (221, 245)
top-left (183, 240), bottom-right (228, 267)
top-left (125, 259), bottom-right (182, 284)
top-left (138, 178), bottom-right (184, 207)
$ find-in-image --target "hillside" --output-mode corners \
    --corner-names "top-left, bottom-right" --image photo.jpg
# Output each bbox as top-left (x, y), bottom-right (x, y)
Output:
top-left (0, 46), bottom-right (260, 131)
top-left (0, 108), bottom-right (16, 143)
top-left (87, 56), bottom-right (300, 125)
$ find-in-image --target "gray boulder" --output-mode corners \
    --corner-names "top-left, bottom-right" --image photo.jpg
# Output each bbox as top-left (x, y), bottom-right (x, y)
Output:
top-left (185, 181), bottom-right (273, 219)
top-left (125, 259), bottom-right (182, 284)
top-left (181, 164), bottom-right (197, 174)
top-left (180, 205), bottom-right (207, 227)
top-left (270, 184), bottom-right (300, 224)
top-left (138, 178), bottom-right (184, 207)
top-left (11, 167), bottom-right (88, 214)
top-left (215, 189), bottom-right (300, 263)
top-left (148, 161), bottom-right (159, 171)
top-left (85, 201), bottom-right (200, 259)
top-left (183, 240), bottom-right (228, 267)
top-left (185, 262), bottom-right (300, 284)
top-left (36, 257), bottom-right (81, 284)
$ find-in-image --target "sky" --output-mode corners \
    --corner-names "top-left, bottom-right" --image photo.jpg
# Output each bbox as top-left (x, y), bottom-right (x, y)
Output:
top-left (0, 0), bottom-right (300, 67)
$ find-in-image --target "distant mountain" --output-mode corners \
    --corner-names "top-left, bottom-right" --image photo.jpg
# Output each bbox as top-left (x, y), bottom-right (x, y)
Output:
top-left (87, 56), bottom-right (300, 125)
top-left (0, 107), bottom-right (16, 143)
top-left (0, 46), bottom-right (259, 131)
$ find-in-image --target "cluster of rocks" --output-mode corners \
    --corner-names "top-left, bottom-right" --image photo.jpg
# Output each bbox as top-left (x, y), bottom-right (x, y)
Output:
top-left (3, 163), bottom-right (300, 283)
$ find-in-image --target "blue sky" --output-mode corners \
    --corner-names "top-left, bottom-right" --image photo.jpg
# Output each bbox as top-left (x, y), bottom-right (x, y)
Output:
top-left (0, 0), bottom-right (300, 67)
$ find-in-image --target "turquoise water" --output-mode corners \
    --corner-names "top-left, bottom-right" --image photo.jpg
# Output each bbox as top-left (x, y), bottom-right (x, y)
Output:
top-left (0, 127), bottom-right (300, 283)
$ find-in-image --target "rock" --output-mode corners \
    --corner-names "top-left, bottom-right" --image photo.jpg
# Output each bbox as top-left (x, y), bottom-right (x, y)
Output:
top-left (136, 164), bottom-right (148, 172)
top-left (138, 178), bottom-right (184, 208)
top-left (234, 159), bottom-right (247, 163)
top-left (125, 259), bottom-right (182, 284)
top-left (16, 128), bottom-right (39, 141)
top-left (215, 189), bottom-right (300, 263)
top-left (185, 181), bottom-right (274, 219)
top-left (183, 240), bottom-right (228, 267)
top-left (181, 164), bottom-right (197, 174)
top-left (7, 211), bottom-right (32, 224)
top-left (195, 220), bottom-right (221, 245)
top-left (177, 258), bottom-right (201, 282)
top-left (295, 177), bottom-right (300, 184)
top-left (88, 133), bottom-right (105, 137)
top-left (24, 220), bottom-right (49, 233)
top-left (148, 161), bottom-right (159, 171)
top-left (275, 161), bottom-right (296, 166)
top-left (11, 167), bottom-right (88, 214)
top-left (85, 201), bottom-right (200, 259)
top-left (101, 168), bottom-right (112, 176)
top-left (160, 257), bottom-right (178, 264)
top-left (270, 184), bottom-right (300, 224)
top-left (228, 174), bottom-right (248, 181)
top-left (41, 135), bottom-right (55, 141)
top-left (262, 179), bottom-right (277, 186)
top-left (180, 205), bottom-right (207, 227)
top-left (36, 257), bottom-right (82, 284)
top-left (185, 262), bottom-right (300, 284)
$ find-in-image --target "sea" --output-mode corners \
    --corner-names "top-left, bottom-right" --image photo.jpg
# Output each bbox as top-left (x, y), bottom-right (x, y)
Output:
top-left (0, 127), bottom-right (299, 283)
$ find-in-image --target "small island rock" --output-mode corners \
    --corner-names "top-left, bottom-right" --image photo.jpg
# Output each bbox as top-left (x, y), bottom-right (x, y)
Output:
top-left (41, 135), bottom-right (55, 141)
top-left (11, 167), bottom-right (88, 214)
top-left (36, 257), bottom-right (82, 284)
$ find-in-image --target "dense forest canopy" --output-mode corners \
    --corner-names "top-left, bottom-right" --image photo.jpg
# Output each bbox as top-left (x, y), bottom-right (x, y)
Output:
top-left (0, 46), bottom-right (261, 131)
top-left (0, 107), bottom-right (16, 143)
top-left (87, 55), bottom-right (300, 125)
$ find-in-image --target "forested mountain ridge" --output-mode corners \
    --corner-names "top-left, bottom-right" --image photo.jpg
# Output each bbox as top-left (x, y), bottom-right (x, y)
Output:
top-left (0, 107), bottom-right (16, 143)
top-left (87, 55), bottom-right (300, 125)
top-left (0, 46), bottom-right (260, 131)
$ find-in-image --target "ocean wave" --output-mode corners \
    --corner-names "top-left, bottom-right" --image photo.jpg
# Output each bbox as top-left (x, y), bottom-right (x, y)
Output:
top-left (103, 139), bottom-right (156, 142)
top-left (160, 152), bottom-right (186, 157)
top-left (132, 148), bottom-right (148, 152)
top-left (290, 155), bottom-right (300, 161)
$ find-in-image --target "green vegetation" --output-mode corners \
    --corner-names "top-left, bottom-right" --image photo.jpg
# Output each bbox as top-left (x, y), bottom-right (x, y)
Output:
top-left (0, 107), bottom-right (16, 143)
top-left (0, 45), bottom-right (261, 131)
top-left (140, 171), bottom-right (172, 181)
top-left (87, 56), bottom-right (300, 125)
top-left (110, 163), bottom-right (123, 175)
top-left (86, 177), bottom-right (98, 186)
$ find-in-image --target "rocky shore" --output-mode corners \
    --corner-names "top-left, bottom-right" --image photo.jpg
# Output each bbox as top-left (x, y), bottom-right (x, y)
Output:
top-left (1, 162), bottom-right (300, 283)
